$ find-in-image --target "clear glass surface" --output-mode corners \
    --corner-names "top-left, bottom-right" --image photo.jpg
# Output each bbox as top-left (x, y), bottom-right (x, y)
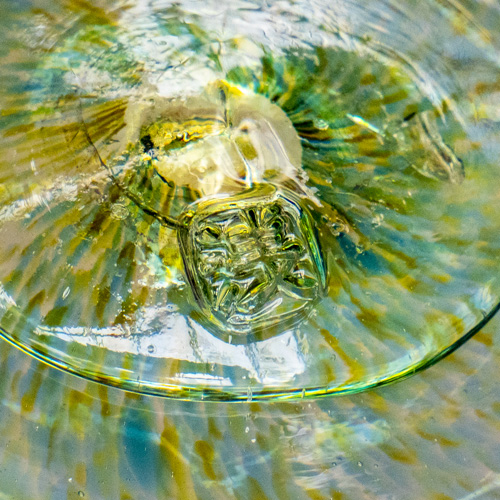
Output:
top-left (0, 0), bottom-right (499, 400)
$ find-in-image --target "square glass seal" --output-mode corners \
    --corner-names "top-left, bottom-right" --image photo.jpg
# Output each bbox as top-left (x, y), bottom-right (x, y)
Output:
top-left (178, 184), bottom-right (327, 342)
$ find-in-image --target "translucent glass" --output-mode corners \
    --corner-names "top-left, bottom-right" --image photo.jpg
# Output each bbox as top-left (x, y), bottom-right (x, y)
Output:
top-left (0, 0), bottom-right (499, 400)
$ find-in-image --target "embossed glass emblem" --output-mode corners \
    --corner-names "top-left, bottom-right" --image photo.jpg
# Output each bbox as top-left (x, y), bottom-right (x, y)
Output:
top-left (178, 184), bottom-right (326, 340)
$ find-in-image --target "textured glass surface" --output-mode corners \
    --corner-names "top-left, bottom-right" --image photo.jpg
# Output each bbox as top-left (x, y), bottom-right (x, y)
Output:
top-left (0, 297), bottom-right (499, 499)
top-left (0, 0), bottom-right (500, 399)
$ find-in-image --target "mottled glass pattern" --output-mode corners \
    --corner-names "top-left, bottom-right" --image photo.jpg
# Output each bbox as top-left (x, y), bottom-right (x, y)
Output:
top-left (0, 299), bottom-right (499, 499)
top-left (1, 0), bottom-right (500, 399)
top-left (1, 0), bottom-right (500, 497)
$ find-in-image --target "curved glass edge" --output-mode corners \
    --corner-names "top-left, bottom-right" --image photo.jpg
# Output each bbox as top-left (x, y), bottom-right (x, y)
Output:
top-left (1, 300), bottom-right (498, 402)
